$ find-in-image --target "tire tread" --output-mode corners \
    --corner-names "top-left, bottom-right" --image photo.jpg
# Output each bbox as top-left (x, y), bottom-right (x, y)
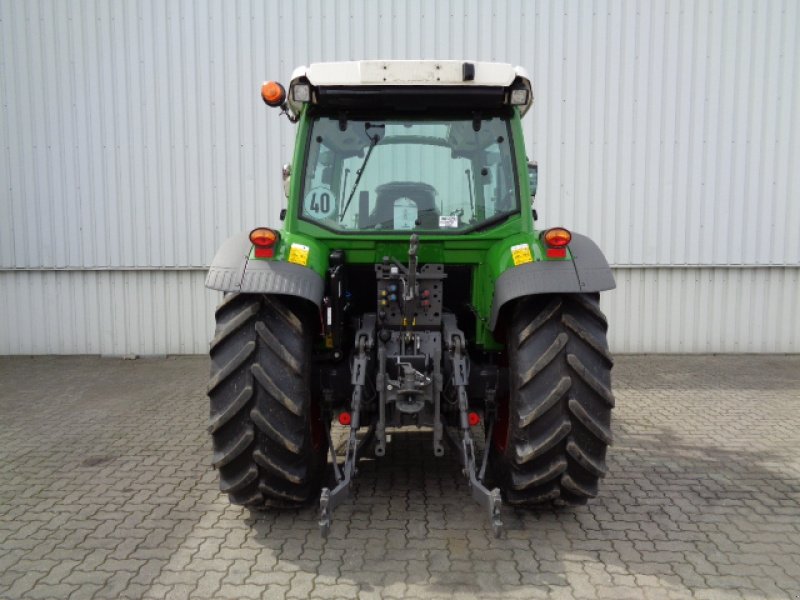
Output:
top-left (208, 293), bottom-right (326, 509)
top-left (493, 293), bottom-right (614, 506)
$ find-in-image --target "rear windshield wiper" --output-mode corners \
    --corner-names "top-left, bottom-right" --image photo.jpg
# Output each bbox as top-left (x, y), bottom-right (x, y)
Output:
top-left (340, 123), bottom-right (384, 222)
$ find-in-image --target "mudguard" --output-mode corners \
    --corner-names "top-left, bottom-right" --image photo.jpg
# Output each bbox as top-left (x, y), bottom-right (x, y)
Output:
top-left (488, 233), bottom-right (615, 330)
top-left (205, 232), bottom-right (324, 305)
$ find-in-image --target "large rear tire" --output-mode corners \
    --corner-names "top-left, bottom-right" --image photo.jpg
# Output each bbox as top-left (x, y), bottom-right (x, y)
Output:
top-left (490, 293), bottom-right (614, 505)
top-left (207, 293), bottom-right (327, 508)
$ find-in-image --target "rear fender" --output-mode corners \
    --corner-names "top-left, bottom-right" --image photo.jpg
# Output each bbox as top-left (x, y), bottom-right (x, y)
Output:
top-left (488, 232), bottom-right (615, 331)
top-left (205, 232), bottom-right (324, 306)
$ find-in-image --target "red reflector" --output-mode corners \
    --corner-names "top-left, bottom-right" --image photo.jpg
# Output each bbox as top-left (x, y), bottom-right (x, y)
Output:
top-left (546, 248), bottom-right (567, 259)
top-left (468, 412), bottom-right (480, 427)
top-left (254, 247), bottom-right (274, 258)
top-left (338, 412), bottom-right (352, 426)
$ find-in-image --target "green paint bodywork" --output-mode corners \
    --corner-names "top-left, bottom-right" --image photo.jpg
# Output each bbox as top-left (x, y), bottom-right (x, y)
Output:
top-left (248, 105), bottom-right (571, 349)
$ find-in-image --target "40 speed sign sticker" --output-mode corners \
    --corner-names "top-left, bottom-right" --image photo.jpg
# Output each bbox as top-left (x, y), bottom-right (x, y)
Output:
top-left (304, 186), bottom-right (338, 219)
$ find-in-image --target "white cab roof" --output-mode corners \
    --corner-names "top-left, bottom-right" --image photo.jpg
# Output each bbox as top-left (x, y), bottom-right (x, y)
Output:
top-left (291, 60), bottom-right (530, 88)
top-left (286, 60), bottom-right (533, 117)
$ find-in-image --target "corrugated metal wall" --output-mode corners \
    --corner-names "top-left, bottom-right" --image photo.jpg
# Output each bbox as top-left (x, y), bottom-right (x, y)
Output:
top-left (1, 0), bottom-right (798, 354)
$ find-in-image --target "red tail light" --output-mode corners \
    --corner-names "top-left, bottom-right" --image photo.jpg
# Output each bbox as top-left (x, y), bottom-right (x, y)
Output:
top-left (250, 228), bottom-right (279, 258)
top-left (249, 228), bottom-right (279, 247)
top-left (542, 227), bottom-right (572, 247)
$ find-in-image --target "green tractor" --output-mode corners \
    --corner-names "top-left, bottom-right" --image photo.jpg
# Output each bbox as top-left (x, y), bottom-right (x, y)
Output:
top-left (206, 61), bottom-right (615, 537)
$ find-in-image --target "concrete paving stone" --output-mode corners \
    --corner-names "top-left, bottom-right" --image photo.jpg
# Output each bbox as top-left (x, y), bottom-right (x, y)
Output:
top-left (0, 552), bottom-right (24, 575)
top-left (155, 569), bottom-right (203, 587)
top-left (131, 544), bottom-right (172, 562)
top-left (245, 569), bottom-right (295, 586)
top-left (4, 571), bottom-right (43, 598)
top-left (1, 355), bottom-right (799, 599)
top-left (286, 571), bottom-right (316, 598)
top-left (641, 587), bottom-right (678, 600)
top-left (141, 582), bottom-right (172, 599)
top-left (220, 557), bottom-right (255, 585)
top-left (188, 571), bottom-right (225, 599)
top-left (23, 582), bottom-right (80, 599)
top-left (61, 568), bottom-right (114, 586)
top-left (68, 583), bottom-right (104, 600)
top-left (6, 557), bottom-right (60, 573)
top-left (379, 581), bottom-right (408, 598)
top-left (193, 538), bottom-right (223, 560)
top-left (309, 582), bottom-right (360, 598)
top-left (215, 546), bottom-right (260, 562)
top-left (130, 559), bottom-right (169, 585)
top-left (694, 589), bottom-right (743, 600)
top-left (93, 571), bottom-right (136, 599)
top-left (163, 583), bottom-right (196, 600)
top-left (632, 561), bottom-right (679, 576)
top-left (339, 569), bottom-right (384, 587)
top-left (596, 584), bottom-right (646, 598)
top-left (37, 559), bottom-right (83, 585)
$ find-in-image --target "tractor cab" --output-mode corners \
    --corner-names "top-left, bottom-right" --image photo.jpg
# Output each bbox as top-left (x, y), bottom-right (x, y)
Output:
top-left (270, 61), bottom-right (534, 237)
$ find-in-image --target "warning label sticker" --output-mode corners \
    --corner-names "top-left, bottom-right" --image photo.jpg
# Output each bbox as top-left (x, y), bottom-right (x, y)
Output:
top-left (288, 243), bottom-right (310, 266)
top-left (510, 243), bottom-right (533, 266)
